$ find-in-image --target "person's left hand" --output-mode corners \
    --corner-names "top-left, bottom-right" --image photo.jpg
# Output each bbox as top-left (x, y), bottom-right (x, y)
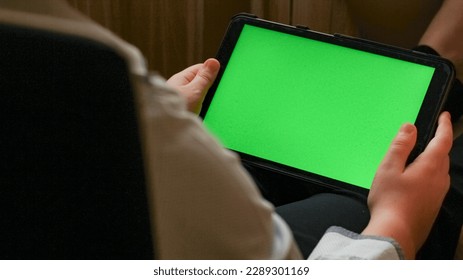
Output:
top-left (167, 58), bottom-right (220, 114)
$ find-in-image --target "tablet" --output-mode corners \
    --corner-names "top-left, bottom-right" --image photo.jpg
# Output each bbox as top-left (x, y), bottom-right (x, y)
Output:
top-left (200, 14), bottom-right (455, 194)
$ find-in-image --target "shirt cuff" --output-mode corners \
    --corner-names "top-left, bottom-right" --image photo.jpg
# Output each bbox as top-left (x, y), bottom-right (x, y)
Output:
top-left (308, 226), bottom-right (405, 260)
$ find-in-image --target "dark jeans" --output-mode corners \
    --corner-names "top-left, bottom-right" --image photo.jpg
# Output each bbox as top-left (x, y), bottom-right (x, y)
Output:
top-left (245, 134), bottom-right (463, 259)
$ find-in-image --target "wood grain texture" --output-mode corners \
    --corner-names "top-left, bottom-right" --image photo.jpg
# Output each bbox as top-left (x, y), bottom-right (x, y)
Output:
top-left (67, 0), bottom-right (127, 35)
top-left (68, 0), bottom-right (358, 77)
top-left (69, 0), bottom-right (204, 77)
top-left (292, 0), bottom-right (357, 35)
top-left (251, 0), bottom-right (291, 23)
top-left (121, 0), bottom-right (207, 77)
top-left (202, 0), bottom-right (251, 61)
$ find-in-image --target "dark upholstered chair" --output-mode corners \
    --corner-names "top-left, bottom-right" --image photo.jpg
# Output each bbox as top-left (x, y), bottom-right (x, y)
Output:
top-left (0, 23), bottom-right (154, 259)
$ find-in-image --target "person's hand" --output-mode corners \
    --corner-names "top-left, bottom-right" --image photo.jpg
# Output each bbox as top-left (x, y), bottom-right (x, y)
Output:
top-left (167, 58), bottom-right (220, 114)
top-left (362, 112), bottom-right (453, 259)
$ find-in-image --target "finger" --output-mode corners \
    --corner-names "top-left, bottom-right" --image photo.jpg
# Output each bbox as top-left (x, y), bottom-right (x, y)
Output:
top-left (418, 112), bottom-right (453, 161)
top-left (167, 63), bottom-right (202, 86)
top-left (188, 58), bottom-right (220, 90)
top-left (379, 123), bottom-right (417, 171)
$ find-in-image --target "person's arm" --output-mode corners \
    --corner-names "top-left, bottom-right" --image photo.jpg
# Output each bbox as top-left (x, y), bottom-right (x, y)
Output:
top-left (140, 58), bottom-right (302, 259)
top-left (310, 113), bottom-right (452, 260)
top-left (363, 112), bottom-right (452, 259)
top-left (419, 0), bottom-right (463, 81)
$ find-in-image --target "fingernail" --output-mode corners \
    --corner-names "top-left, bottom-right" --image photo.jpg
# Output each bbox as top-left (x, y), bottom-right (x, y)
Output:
top-left (400, 123), bottom-right (415, 134)
top-left (443, 111), bottom-right (451, 121)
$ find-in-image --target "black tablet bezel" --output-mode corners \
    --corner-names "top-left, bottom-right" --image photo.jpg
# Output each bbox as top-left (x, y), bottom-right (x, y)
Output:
top-left (200, 15), bottom-right (455, 195)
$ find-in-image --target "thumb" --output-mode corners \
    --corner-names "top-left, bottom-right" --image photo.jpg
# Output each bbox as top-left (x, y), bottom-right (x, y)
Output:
top-left (189, 58), bottom-right (220, 90)
top-left (380, 123), bottom-right (417, 171)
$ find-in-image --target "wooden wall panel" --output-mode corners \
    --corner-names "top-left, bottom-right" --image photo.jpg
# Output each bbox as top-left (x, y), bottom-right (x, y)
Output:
top-left (68, 0), bottom-right (358, 77)
top-left (344, 0), bottom-right (442, 48)
top-left (250, 0), bottom-right (292, 23)
top-left (202, 0), bottom-right (252, 61)
top-left (67, 0), bottom-right (127, 36)
top-left (292, 0), bottom-right (357, 35)
top-left (69, 0), bottom-right (205, 77)
top-left (329, 0), bottom-right (358, 36)
top-left (123, 0), bottom-right (202, 77)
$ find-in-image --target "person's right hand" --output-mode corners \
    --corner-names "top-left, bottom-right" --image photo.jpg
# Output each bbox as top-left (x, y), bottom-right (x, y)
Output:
top-left (362, 112), bottom-right (453, 259)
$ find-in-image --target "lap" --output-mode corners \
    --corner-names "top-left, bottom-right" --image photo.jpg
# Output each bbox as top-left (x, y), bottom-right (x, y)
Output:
top-left (276, 192), bottom-right (369, 258)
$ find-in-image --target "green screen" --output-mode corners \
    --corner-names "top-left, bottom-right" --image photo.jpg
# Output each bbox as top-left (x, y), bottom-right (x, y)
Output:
top-left (203, 24), bottom-right (435, 189)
